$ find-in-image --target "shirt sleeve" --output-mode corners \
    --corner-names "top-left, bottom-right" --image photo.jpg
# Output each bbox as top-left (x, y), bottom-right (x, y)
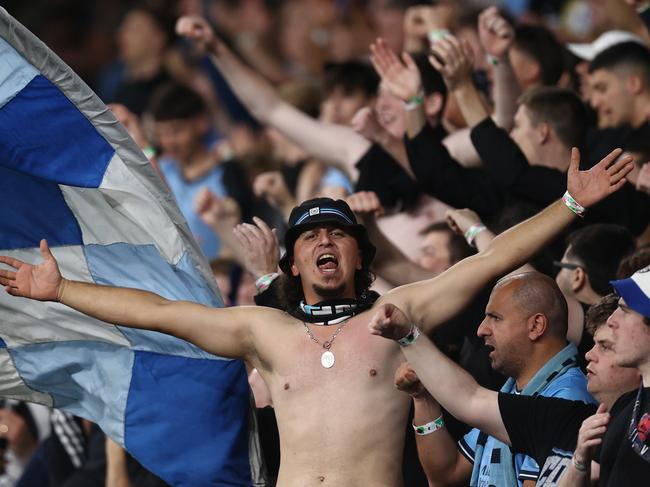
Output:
top-left (498, 393), bottom-right (596, 466)
top-left (405, 124), bottom-right (504, 219)
top-left (458, 427), bottom-right (480, 464)
top-left (469, 118), bottom-right (565, 205)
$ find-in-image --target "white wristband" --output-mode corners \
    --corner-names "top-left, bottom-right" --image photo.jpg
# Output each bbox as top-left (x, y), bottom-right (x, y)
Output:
top-left (413, 415), bottom-right (445, 435)
top-left (398, 325), bottom-right (421, 347)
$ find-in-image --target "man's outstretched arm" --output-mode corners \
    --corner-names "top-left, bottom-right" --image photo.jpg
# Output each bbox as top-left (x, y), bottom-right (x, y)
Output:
top-left (369, 303), bottom-right (509, 444)
top-left (384, 148), bottom-right (633, 333)
top-left (176, 16), bottom-right (370, 178)
top-left (0, 240), bottom-right (270, 361)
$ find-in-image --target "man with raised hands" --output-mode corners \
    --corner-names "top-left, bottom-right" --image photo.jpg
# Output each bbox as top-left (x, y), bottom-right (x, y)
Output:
top-left (0, 148), bottom-right (632, 486)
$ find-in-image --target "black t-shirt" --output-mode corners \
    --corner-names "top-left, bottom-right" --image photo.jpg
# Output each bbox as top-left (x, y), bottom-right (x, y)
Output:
top-left (598, 387), bottom-right (650, 486)
top-left (498, 393), bottom-right (596, 485)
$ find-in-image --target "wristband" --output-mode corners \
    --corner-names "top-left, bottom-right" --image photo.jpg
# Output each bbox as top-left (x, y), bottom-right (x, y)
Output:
top-left (255, 272), bottom-right (279, 293)
top-left (485, 54), bottom-right (503, 66)
top-left (398, 324), bottom-right (421, 347)
top-left (562, 190), bottom-right (586, 218)
top-left (413, 415), bottom-right (445, 435)
top-left (464, 224), bottom-right (487, 248)
top-left (571, 454), bottom-right (588, 473)
top-left (142, 146), bottom-right (156, 160)
top-left (427, 29), bottom-right (451, 44)
top-left (404, 93), bottom-right (425, 111)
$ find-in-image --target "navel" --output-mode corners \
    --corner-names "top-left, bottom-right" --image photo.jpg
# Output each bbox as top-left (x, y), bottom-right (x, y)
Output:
top-left (369, 368), bottom-right (377, 377)
top-left (283, 382), bottom-right (290, 390)
top-left (317, 476), bottom-right (325, 482)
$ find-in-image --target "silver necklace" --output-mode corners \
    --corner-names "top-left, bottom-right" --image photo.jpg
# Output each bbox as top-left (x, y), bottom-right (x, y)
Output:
top-left (302, 319), bottom-right (350, 368)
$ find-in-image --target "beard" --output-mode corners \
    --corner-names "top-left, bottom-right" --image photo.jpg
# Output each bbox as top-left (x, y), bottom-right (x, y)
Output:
top-left (312, 282), bottom-right (347, 301)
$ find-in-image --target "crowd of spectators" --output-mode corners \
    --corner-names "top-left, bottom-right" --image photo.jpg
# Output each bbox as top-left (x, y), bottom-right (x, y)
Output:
top-left (3, 0), bottom-right (650, 486)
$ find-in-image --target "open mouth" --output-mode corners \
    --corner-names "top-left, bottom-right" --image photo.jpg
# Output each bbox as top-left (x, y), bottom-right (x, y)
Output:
top-left (316, 253), bottom-right (339, 273)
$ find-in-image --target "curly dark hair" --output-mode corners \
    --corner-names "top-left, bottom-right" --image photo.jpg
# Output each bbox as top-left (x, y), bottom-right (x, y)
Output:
top-left (278, 268), bottom-right (375, 311)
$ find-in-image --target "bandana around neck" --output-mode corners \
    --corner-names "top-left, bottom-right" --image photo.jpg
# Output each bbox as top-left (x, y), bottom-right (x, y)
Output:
top-left (294, 292), bottom-right (378, 325)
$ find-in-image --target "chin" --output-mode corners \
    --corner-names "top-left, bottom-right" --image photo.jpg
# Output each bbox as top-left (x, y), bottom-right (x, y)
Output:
top-left (312, 283), bottom-right (348, 300)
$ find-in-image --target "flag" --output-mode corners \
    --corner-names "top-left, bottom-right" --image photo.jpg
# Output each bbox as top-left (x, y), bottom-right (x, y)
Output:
top-left (0, 9), bottom-right (253, 486)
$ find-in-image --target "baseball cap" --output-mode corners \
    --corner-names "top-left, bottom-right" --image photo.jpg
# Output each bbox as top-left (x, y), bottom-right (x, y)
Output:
top-left (279, 198), bottom-right (376, 274)
top-left (611, 265), bottom-right (650, 318)
top-left (568, 30), bottom-right (646, 61)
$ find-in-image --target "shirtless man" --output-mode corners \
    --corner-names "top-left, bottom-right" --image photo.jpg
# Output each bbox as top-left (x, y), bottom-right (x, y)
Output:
top-left (0, 149), bottom-right (631, 486)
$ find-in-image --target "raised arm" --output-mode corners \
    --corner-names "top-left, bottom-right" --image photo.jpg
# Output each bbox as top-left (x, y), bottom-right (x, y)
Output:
top-left (384, 148), bottom-right (633, 333)
top-left (176, 16), bottom-right (370, 177)
top-left (394, 362), bottom-right (474, 485)
top-left (369, 303), bottom-right (509, 443)
top-left (0, 240), bottom-right (273, 361)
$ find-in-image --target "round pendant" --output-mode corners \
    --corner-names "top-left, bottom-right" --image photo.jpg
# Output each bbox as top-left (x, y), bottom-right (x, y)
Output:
top-left (321, 350), bottom-right (335, 368)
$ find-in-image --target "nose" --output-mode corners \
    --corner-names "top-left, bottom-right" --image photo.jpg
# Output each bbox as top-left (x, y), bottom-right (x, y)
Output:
top-left (585, 346), bottom-right (596, 364)
top-left (317, 229), bottom-right (332, 245)
top-left (477, 318), bottom-right (489, 338)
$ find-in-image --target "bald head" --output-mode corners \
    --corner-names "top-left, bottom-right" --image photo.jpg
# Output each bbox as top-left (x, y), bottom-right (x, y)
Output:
top-left (494, 272), bottom-right (568, 339)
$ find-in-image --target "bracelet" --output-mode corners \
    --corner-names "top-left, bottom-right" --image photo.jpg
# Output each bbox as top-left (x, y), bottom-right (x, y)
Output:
top-left (464, 224), bottom-right (487, 248)
top-left (413, 415), bottom-right (445, 435)
top-left (404, 93), bottom-right (425, 111)
top-left (427, 29), bottom-right (451, 44)
top-left (562, 190), bottom-right (586, 218)
top-left (142, 146), bottom-right (156, 160)
top-left (255, 272), bottom-right (279, 293)
top-left (571, 454), bottom-right (588, 473)
top-left (398, 324), bottom-right (421, 347)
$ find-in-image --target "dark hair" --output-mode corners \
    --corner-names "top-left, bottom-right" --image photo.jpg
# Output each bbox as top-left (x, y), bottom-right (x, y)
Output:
top-left (419, 222), bottom-right (475, 265)
top-left (148, 82), bottom-right (207, 121)
top-left (588, 42), bottom-right (650, 85)
top-left (123, 1), bottom-right (177, 46)
top-left (566, 224), bottom-right (635, 296)
top-left (617, 246), bottom-right (650, 279)
top-left (278, 268), bottom-right (375, 310)
top-left (323, 60), bottom-right (379, 99)
top-left (411, 53), bottom-right (448, 117)
top-left (623, 124), bottom-right (650, 167)
top-left (513, 25), bottom-right (565, 86)
top-left (585, 293), bottom-right (619, 336)
top-left (518, 86), bottom-right (588, 150)
top-left (497, 272), bottom-right (568, 338)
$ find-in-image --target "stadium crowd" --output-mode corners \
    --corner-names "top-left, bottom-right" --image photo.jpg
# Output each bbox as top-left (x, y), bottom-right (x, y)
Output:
top-left (2, 0), bottom-right (650, 485)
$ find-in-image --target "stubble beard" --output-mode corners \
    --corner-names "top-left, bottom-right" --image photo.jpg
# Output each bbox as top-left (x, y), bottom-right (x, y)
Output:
top-left (312, 282), bottom-right (347, 301)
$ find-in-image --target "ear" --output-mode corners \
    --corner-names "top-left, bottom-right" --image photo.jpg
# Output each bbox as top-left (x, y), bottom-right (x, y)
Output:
top-left (571, 267), bottom-right (586, 293)
top-left (290, 259), bottom-right (300, 277)
top-left (424, 93), bottom-right (444, 119)
top-left (527, 313), bottom-right (548, 341)
top-left (626, 73), bottom-right (644, 95)
top-left (537, 122), bottom-right (550, 145)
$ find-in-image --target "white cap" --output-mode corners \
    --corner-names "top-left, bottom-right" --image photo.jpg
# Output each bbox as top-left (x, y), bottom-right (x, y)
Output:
top-left (611, 266), bottom-right (650, 318)
top-left (567, 30), bottom-right (647, 61)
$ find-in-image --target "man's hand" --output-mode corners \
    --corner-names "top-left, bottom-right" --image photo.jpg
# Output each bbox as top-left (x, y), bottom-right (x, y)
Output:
top-left (370, 38), bottom-right (422, 102)
top-left (478, 6), bottom-right (514, 61)
top-left (446, 208), bottom-right (482, 236)
top-left (395, 362), bottom-right (429, 398)
top-left (176, 16), bottom-right (219, 54)
top-left (429, 35), bottom-right (475, 91)
top-left (346, 191), bottom-right (385, 220)
top-left (233, 217), bottom-right (280, 279)
top-left (573, 403), bottom-right (609, 469)
top-left (0, 240), bottom-right (64, 301)
top-left (403, 4), bottom-right (454, 48)
top-left (637, 162), bottom-right (650, 194)
top-left (368, 303), bottom-right (412, 341)
top-left (567, 148), bottom-right (634, 208)
top-left (351, 107), bottom-right (389, 144)
top-left (253, 171), bottom-right (295, 212)
top-left (195, 189), bottom-right (242, 232)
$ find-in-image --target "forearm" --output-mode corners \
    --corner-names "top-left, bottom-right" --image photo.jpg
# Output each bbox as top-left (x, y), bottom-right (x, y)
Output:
top-left (58, 279), bottom-right (172, 332)
top-left (492, 57), bottom-right (520, 131)
top-left (208, 46), bottom-right (368, 171)
top-left (406, 105), bottom-right (427, 140)
top-left (557, 461), bottom-right (593, 487)
top-left (452, 80), bottom-right (490, 128)
top-left (401, 335), bottom-right (508, 443)
top-left (412, 395), bottom-right (466, 483)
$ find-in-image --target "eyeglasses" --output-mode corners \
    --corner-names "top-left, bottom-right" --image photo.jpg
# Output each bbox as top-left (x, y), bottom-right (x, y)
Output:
top-left (553, 261), bottom-right (581, 270)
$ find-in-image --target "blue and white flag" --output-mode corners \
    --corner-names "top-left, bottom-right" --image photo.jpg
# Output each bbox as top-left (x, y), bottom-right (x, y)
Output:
top-left (0, 9), bottom-right (253, 486)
